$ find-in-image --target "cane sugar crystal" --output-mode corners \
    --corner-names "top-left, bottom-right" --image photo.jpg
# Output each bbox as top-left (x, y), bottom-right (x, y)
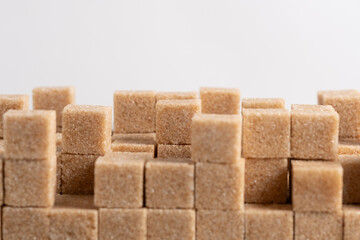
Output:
top-left (245, 204), bottom-right (293, 240)
top-left (295, 211), bottom-right (343, 240)
top-left (196, 210), bottom-right (244, 240)
top-left (4, 157), bottom-right (56, 207)
top-left (196, 159), bottom-right (245, 210)
top-left (147, 209), bottom-right (195, 240)
top-left (0, 94), bottom-right (29, 138)
top-left (245, 158), bottom-right (288, 203)
top-left (191, 114), bottom-right (241, 163)
top-left (62, 104), bottom-right (112, 155)
top-left (291, 160), bottom-right (343, 212)
top-left (291, 104), bottom-right (339, 160)
top-left (33, 86), bottom-right (75, 127)
top-left (60, 153), bottom-right (99, 195)
top-left (200, 87), bottom-right (240, 114)
top-left (94, 153), bottom-right (145, 208)
top-left (4, 110), bottom-right (56, 160)
top-left (156, 99), bottom-right (201, 144)
top-left (99, 208), bottom-right (146, 240)
top-left (242, 109), bottom-right (290, 159)
top-left (50, 194), bottom-right (98, 240)
top-left (114, 90), bottom-right (156, 133)
top-left (145, 159), bottom-right (194, 209)
top-left (2, 207), bottom-right (50, 240)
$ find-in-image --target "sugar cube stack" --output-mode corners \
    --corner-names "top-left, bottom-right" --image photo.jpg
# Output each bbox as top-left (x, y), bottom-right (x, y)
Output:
top-left (1, 86), bottom-right (360, 239)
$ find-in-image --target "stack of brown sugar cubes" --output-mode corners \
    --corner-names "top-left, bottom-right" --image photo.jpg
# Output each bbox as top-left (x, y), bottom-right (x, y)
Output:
top-left (291, 104), bottom-right (344, 240)
top-left (2, 109), bottom-right (56, 239)
top-left (318, 90), bottom-right (360, 240)
top-left (242, 98), bottom-right (293, 240)
top-left (112, 91), bottom-right (157, 156)
top-left (192, 87), bottom-right (245, 240)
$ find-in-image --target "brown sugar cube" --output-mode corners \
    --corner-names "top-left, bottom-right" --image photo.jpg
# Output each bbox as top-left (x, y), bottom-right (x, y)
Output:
top-left (200, 87), bottom-right (240, 114)
top-left (156, 91), bottom-right (198, 101)
top-left (318, 90), bottom-right (360, 140)
top-left (112, 132), bottom-right (156, 142)
top-left (192, 114), bottom-right (241, 163)
top-left (0, 139), bottom-right (4, 158)
top-left (4, 110), bottom-right (56, 160)
top-left (339, 155), bottom-right (360, 204)
top-left (242, 109), bottom-right (290, 159)
top-left (245, 204), bottom-right (293, 240)
top-left (291, 104), bottom-right (339, 160)
top-left (0, 94), bottom-right (29, 138)
top-left (242, 98), bottom-right (285, 109)
top-left (245, 159), bottom-right (288, 203)
top-left (339, 141), bottom-right (360, 155)
top-left (99, 208), bottom-right (146, 240)
top-left (94, 153), bottom-right (147, 208)
top-left (145, 159), bottom-right (194, 209)
top-left (62, 104), bottom-right (112, 155)
top-left (33, 86), bottom-right (75, 127)
top-left (147, 209), bottom-right (195, 240)
top-left (196, 159), bottom-right (245, 210)
top-left (114, 90), bottom-right (156, 133)
top-left (112, 138), bottom-right (155, 157)
top-left (291, 160), bottom-right (343, 212)
top-left (156, 99), bottom-right (201, 144)
top-left (50, 195), bottom-right (98, 240)
top-left (344, 205), bottom-right (360, 240)
top-left (60, 153), bottom-right (99, 195)
top-left (157, 144), bottom-right (191, 159)
top-left (196, 210), bottom-right (244, 240)
top-left (2, 207), bottom-right (50, 240)
top-left (295, 211), bottom-right (343, 240)
top-left (4, 156), bottom-right (56, 207)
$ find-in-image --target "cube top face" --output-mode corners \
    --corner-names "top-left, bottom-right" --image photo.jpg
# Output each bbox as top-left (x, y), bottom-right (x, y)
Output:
top-left (191, 114), bottom-right (242, 163)
top-left (292, 104), bottom-right (335, 112)
top-left (114, 90), bottom-right (156, 133)
top-left (246, 203), bottom-right (292, 212)
top-left (291, 160), bottom-right (343, 212)
top-left (62, 104), bottom-right (112, 155)
top-left (338, 142), bottom-right (360, 155)
top-left (54, 194), bottom-right (96, 209)
top-left (4, 110), bottom-right (56, 160)
top-left (200, 87), bottom-right (241, 114)
top-left (157, 144), bottom-right (192, 159)
top-left (146, 160), bottom-right (194, 209)
top-left (156, 91), bottom-right (198, 101)
top-left (242, 109), bottom-right (290, 159)
top-left (196, 160), bottom-right (245, 210)
top-left (291, 105), bottom-right (339, 160)
top-left (318, 90), bottom-right (360, 139)
top-left (33, 86), bottom-right (75, 126)
top-left (156, 99), bottom-right (201, 144)
top-left (242, 98), bottom-right (285, 109)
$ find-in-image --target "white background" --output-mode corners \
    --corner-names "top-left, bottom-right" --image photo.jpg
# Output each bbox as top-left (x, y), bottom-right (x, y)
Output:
top-left (0, 0), bottom-right (359, 107)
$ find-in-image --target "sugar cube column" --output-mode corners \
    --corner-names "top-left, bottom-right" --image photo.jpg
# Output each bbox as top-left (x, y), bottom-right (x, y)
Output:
top-left (61, 104), bottom-right (112, 194)
top-left (291, 104), bottom-right (343, 240)
top-left (2, 110), bottom-right (56, 239)
top-left (192, 114), bottom-right (245, 240)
